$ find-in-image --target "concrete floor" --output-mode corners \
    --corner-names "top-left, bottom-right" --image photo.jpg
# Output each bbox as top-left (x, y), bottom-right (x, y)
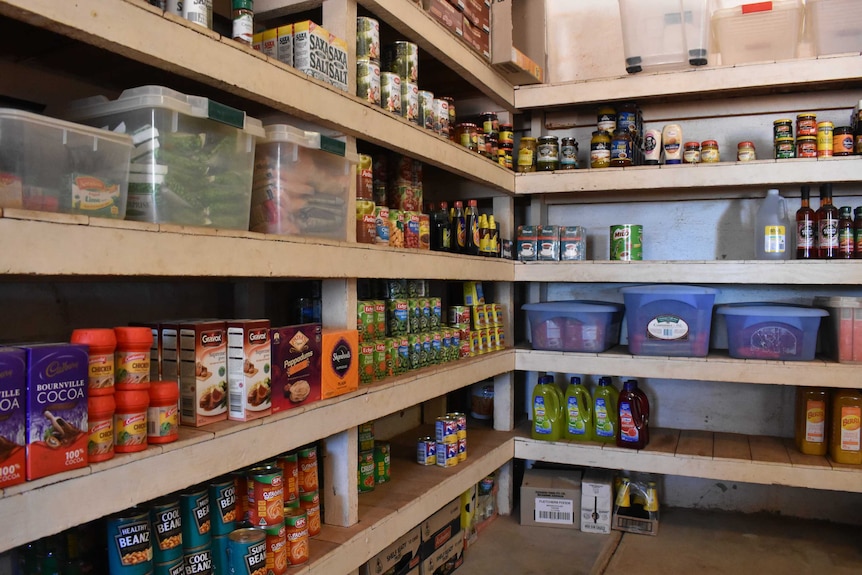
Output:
top-left (458, 508), bottom-right (862, 575)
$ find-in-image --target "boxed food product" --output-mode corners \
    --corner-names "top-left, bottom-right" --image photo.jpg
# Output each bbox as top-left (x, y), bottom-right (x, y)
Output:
top-left (520, 468), bottom-right (582, 530)
top-left (0, 108), bottom-right (132, 217)
top-left (321, 329), bottom-right (358, 399)
top-left (581, 470), bottom-right (613, 534)
top-left (620, 285), bottom-right (719, 357)
top-left (814, 296), bottom-right (862, 363)
top-left (712, 0), bottom-right (804, 65)
top-left (423, 0), bottom-right (464, 37)
top-left (226, 319), bottom-right (272, 422)
top-left (293, 21), bottom-right (330, 83)
top-left (806, 0), bottom-right (862, 56)
top-left (536, 225), bottom-right (560, 261)
top-left (277, 25), bottom-right (293, 65)
top-left (522, 301), bottom-right (624, 353)
top-left (359, 525), bottom-right (420, 575)
top-left (419, 530), bottom-right (463, 575)
top-left (716, 304), bottom-right (827, 361)
top-left (65, 85), bottom-right (264, 229)
top-left (271, 323), bottom-right (322, 413)
top-left (249, 123), bottom-right (354, 240)
top-left (180, 321), bottom-right (228, 426)
top-left (517, 225), bottom-right (538, 261)
top-left (328, 34), bottom-right (349, 92)
top-left (618, 0), bottom-right (712, 74)
top-left (0, 348), bottom-right (26, 488)
top-left (560, 226), bottom-right (587, 261)
top-left (22, 343), bottom-right (89, 480)
top-left (420, 498), bottom-right (461, 556)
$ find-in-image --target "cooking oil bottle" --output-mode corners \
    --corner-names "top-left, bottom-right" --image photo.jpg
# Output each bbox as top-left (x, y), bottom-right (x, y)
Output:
top-left (592, 376), bottom-right (618, 444)
top-left (794, 387), bottom-right (828, 455)
top-left (564, 376), bottom-right (593, 441)
top-left (531, 375), bottom-right (563, 441)
top-left (829, 388), bottom-right (862, 464)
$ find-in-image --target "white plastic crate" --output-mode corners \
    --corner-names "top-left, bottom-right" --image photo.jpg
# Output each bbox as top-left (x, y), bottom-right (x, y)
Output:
top-left (712, 0), bottom-right (804, 65)
top-left (806, 0), bottom-right (862, 56)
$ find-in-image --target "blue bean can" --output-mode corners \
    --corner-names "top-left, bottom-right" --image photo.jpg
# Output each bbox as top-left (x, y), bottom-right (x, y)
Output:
top-left (209, 478), bottom-right (237, 536)
top-left (153, 557), bottom-right (184, 575)
top-left (107, 507), bottom-right (154, 575)
top-left (180, 487), bottom-right (212, 550)
top-left (150, 497), bottom-right (183, 563)
top-left (211, 534), bottom-right (229, 575)
top-left (227, 528), bottom-right (267, 575)
top-left (183, 544), bottom-right (214, 575)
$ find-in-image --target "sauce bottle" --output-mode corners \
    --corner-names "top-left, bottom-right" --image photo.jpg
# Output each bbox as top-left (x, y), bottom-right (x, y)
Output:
top-left (531, 375), bottom-right (563, 441)
top-left (592, 376), bottom-right (619, 444)
top-left (816, 183), bottom-right (839, 259)
top-left (616, 379), bottom-right (649, 449)
top-left (795, 185), bottom-right (816, 259)
top-left (564, 376), bottom-right (593, 442)
top-left (465, 199), bottom-right (480, 255)
top-left (451, 201), bottom-right (466, 253)
top-left (855, 207), bottom-right (862, 259)
top-left (829, 389), bottom-right (862, 465)
top-left (661, 124), bottom-right (683, 164)
top-left (838, 206), bottom-right (854, 259)
top-left (794, 387), bottom-right (828, 455)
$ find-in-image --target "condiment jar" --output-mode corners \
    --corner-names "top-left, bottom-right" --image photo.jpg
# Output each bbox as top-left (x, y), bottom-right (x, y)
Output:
top-left (683, 142), bottom-right (701, 164)
top-left (88, 394), bottom-right (116, 462)
top-left (114, 389), bottom-right (149, 453)
top-left (610, 129), bottom-right (633, 167)
top-left (480, 112), bottom-right (499, 137)
top-left (700, 140), bottom-right (720, 163)
top-left (517, 137), bottom-right (538, 173)
top-left (796, 135), bottom-right (817, 158)
top-left (114, 327), bottom-right (153, 390)
top-left (597, 106), bottom-right (616, 132)
top-left (833, 126), bottom-right (854, 156)
top-left (796, 113), bottom-right (817, 137)
top-left (71, 328), bottom-right (117, 396)
top-left (456, 123), bottom-right (478, 151)
top-left (817, 121), bottom-right (834, 157)
top-left (737, 141), bottom-right (756, 162)
top-left (774, 137), bottom-right (795, 159)
top-left (773, 118), bottom-right (793, 141)
top-left (536, 136), bottom-right (559, 171)
top-left (148, 380), bottom-right (179, 445)
top-left (590, 130), bottom-right (611, 169)
top-left (499, 142), bottom-right (513, 170)
top-left (498, 123), bottom-right (513, 145)
top-left (560, 137), bottom-right (579, 170)
top-left (476, 130), bottom-right (488, 157)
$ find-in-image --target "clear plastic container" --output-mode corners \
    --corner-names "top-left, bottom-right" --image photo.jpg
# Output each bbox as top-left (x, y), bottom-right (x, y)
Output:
top-left (65, 86), bottom-right (264, 230)
top-left (618, 0), bottom-right (713, 74)
top-left (813, 296), bottom-right (862, 363)
top-left (806, 0), bottom-right (862, 56)
top-left (716, 304), bottom-right (827, 360)
top-left (712, 0), bottom-right (804, 65)
top-left (249, 123), bottom-right (356, 241)
top-left (0, 108), bottom-right (132, 218)
top-left (522, 300), bottom-right (625, 352)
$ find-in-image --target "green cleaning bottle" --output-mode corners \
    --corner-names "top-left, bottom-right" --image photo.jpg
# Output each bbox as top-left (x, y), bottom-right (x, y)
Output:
top-left (564, 376), bottom-right (593, 441)
top-left (593, 376), bottom-right (619, 443)
top-left (531, 375), bottom-right (563, 441)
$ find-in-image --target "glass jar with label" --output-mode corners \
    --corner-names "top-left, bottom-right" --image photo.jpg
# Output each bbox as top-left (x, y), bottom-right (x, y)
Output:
top-left (774, 137), bottom-right (795, 159)
top-left (590, 130), bottom-right (611, 169)
top-left (797, 136), bottom-right (817, 158)
top-left (560, 137), bottom-right (579, 170)
top-left (796, 113), bottom-right (817, 137)
top-left (617, 102), bottom-right (639, 138)
top-left (597, 106), bottom-right (616, 132)
top-left (537, 136), bottom-right (559, 171)
top-left (737, 141), bottom-right (756, 162)
top-left (480, 112), bottom-right (499, 137)
top-left (517, 137), bottom-right (538, 173)
top-left (476, 130), bottom-right (487, 157)
top-left (683, 142), bottom-right (701, 164)
top-left (773, 118), bottom-right (793, 140)
top-left (700, 140), bottom-right (720, 163)
top-left (610, 130), bottom-right (633, 167)
top-left (833, 126), bottom-right (854, 156)
top-left (498, 123), bottom-right (514, 145)
top-left (499, 142), bottom-right (514, 170)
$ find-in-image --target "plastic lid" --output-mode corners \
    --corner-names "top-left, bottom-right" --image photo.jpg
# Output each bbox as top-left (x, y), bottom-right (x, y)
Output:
top-left (70, 328), bottom-right (117, 350)
top-left (261, 124), bottom-right (358, 163)
top-left (620, 284), bottom-right (719, 295)
top-left (774, 118), bottom-right (793, 124)
top-left (522, 300), bottom-right (624, 314)
top-left (715, 305), bottom-right (827, 318)
top-left (149, 380), bottom-right (179, 402)
top-left (738, 141), bottom-right (755, 148)
top-left (0, 108), bottom-right (134, 147)
top-left (88, 394), bottom-right (116, 415)
top-left (701, 140), bottom-right (718, 147)
top-left (114, 326), bottom-right (154, 347)
top-left (114, 389), bottom-right (150, 410)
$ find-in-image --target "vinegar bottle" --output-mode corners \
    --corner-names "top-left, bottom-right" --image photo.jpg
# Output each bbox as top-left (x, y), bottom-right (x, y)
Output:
top-left (592, 376), bottom-right (618, 444)
top-left (817, 183), bottom-right (839, 259)
top-left (795, 185), bottom-right (816, 259)
top-left (755, 188), bottom-right (790, 260)
top-left (564, 376), bottom-right (593, 441)
top-left (616, 379), bottom-right (650, 449)
top-left (531, 375), bottom-right (563, 441)
top-left (829, 389), bottom-right (862, 465)
top-left (794, 387), bottom-right (828, 455)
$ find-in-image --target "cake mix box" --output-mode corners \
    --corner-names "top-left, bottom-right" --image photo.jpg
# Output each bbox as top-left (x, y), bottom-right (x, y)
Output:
top-left (180, 321), bottom-right (227, 427)
top-left (293, 21), bottom-right (330, 83)
top-left (227, 319), bottom-right (272, 422)
top-left (271, 323), bottom-right (322, 413)
top-left (0, 348), bottom-right (26, 488)
top-left (328, 33), bottom-right (349, 92)
top-left (22, 343), bottom-right (88, 480)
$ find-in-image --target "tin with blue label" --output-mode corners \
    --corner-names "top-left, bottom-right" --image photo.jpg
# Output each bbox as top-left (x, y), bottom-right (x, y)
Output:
top-left (417, 436), bottom-right (436, 466)
top-left (150, 497), bottom-right (183, 563)
top-left (227, 528), bottom-right (267, 575)
top-left (210, 534), bottom-right (229, 575)
top-left (209, 478), bottom-right (237, 536)
top-left (107, 507), bottom-right (154, 575)
top-left (154, 556), bottom-right (184, 575)
top-left (180, 487), bottom-right (212, 549)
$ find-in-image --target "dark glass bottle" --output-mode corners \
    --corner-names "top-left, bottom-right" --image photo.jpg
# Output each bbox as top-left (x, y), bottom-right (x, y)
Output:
top-left (854, 207), bottom-right (862, 259)
top-left (465, 199), bottom-right (480, 255)
top-left (838, 206), bottom-right (854, 259)
top-left (451, 201), bottom-right (466, 253)
top-left (816, 183), bottom-right (839, 259)
top-left (795, 185), bottom-right (816, 259)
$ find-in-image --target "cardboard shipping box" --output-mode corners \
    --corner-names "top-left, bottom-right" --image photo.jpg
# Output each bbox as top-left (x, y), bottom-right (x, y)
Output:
top-left (420, 497), bottom-right (461, 554)
top-left (581, 469), bottom-right (614, 534)
top-left (520, 468), bottom-right (582, 530)
top-left (360, 525), bottom-right (421, 575)
top-left (419, 530), bottom-right (463, 575)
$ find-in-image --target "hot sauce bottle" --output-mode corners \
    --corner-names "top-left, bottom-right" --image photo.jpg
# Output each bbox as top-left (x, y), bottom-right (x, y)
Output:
top-left (816, 183), bottom-right (839, 259)
top-left (795, 185), bottom-right (816, 259)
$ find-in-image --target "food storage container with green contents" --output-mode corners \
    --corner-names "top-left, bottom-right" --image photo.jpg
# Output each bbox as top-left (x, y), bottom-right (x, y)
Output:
top-left (65, 85), bottom-right (264, 230)
top-left (249, 123), bottom-right (356, 241)
top-left (0, 108), bottom-right (132, 218)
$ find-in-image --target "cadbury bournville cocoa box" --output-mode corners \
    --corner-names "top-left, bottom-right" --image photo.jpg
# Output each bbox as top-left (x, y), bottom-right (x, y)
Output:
top-left (22, 343), bottom-right (88, 480)
top-left (0, 347), bottom-right (26, 488)
top-left (271, 323), bottom-right (322, 414)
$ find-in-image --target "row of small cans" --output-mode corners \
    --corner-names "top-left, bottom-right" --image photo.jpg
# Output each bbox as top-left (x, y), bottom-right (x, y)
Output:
top-left (358, 441), bottom-right (391, 493)
top-left (449, 303), bottom-right (504, 331)
top-left (358, 329), bottom-right (468, 384)
top-left (357, 298), bottom-right (443, 341)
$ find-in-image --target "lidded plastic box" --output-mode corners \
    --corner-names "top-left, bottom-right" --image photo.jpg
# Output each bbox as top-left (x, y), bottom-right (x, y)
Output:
top-left (522, 300), bottom-right (624, 352)
top-left (618, 0), bottom-right (713, 74)
top-left (620, 285), bottom-right (719, 357)
top-left (805, 0), bottom-right (862, 56)
top-left (65, 86), bottom-right (265, 230)
top-left (716, 304), bottom-right (827, 361)
top-left (0, 109), bottom-right (132, 218)
top-left (249, 123), bottom-right (355, 241)
top-left (813, 296), bottom-right (862, 363)
top-left (712, 0), bottom-right (804, 65)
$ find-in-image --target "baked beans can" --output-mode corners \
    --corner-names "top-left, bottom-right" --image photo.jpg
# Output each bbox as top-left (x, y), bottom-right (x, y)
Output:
top-left (419, 90), bottom-right (435, 130)
top-left (232, 470), bottom-right (248, 525)
top-left (610, 224), bottom-right (643, 261)
top-left (374, 441), bottom-right (391, 484)
top-left (247, 465), bottom-right (284, 527)
top-left (208, 478), bottom-right (237, 536)
top-left (417, 436), bottom-right (436, 465)
top-left (401, 81), bottom-right (420, 124)
top-left (284, 508), bottom-right (310, 566)
top-left (357, 59), bottom-right (381, 106)
top-left (150, 497), bottom-right (183, 563)
top-left (183, 545), bottom-right (214, 575)
top-left (154, 557), bottom-right (184, 575)
top-left (276, 453), bottom-right (300, 505)
top-left (447, 412), bottom-right (467, 439)
top-left (264, 523), bottom-right (288, 575)
top-left (435, 416), bottom-right (458, 444)
top-left (436, 441), bottom-right (459, 467)
top-left (210, 534), bottom-right (229, 575)
top-left (380, 72), bottom-right (402, 114)
top-left (298, 445), bottom-right (319, 493)
top-left (299, 491), bottom-right (322, 537)
top-left (106, 507), bottom-right (154, 575)
top-left (226, 528), bottom-right (266, 575)
top-left (358, 449), bottom-right (376, 492)
top-left (180, 488), bottom-right (212, 549)
top-left (356, 17), bottom-right (380, 62)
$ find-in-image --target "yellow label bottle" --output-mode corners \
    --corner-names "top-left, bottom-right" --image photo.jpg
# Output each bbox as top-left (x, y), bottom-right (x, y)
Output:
top-left (794, 387), bottom-right (828, 455)
top-left (829, 389), bottom-right (862, 465)
top-left (531, 375), bottom-right (563, 441)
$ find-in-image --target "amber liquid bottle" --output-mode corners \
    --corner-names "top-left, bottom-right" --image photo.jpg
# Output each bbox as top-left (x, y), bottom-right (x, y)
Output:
top-left (795, 185), bottom-right (816, 259)
top-left (838, 206), bottom-right (855, 259)
top-left (816, 183), bottom-right (839, 259)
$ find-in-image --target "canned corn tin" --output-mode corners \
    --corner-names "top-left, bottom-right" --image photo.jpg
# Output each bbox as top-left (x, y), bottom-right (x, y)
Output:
top-left (458, 436), bottom-right (467, 462)
top-left (150, 497), bottom-right (182, 563)
top-left (183, 545), bottom-right (214, 575)
top-left (284, 508), bottom-right (310, 566)
top-left (247, 465), bottom-right (284, 527)
top-left (180, 487), bottom-right (211, 549)
top-left (226, 528), bottom-right (266, 575)
top-left (436, 416), bottom-right (458, 444)
top-left (264, 523), bottom-right (288, 575)
top-left (417, 436), bottom-right (437, 465)
top-left (358, 449), bottom-right (376, 492)
top-left (299, 491), bottom-right (321, 538)
top-left (610, 224), bottom-right (643, 261)
top-left (106, 507), bottom-right (154, 575)
top-left (210, 534), bottom-right (229, 575)
top-left (374, 441), bottom-right (391, 484)
top-left (436, 441), bottom-right (458, 467)
top-left (446, 412), bottom-right (467, 439)
top-left (209, 478), bottom-right (237, 536)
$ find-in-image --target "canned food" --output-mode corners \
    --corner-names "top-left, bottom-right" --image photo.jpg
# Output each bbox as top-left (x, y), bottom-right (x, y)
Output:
top-left (150, 498), bottom-right (182, 563)
top-left (374, 206), bottom-right (390, 245)
top-left (434, 98), bottom-right (450, 136)
top-left (796, 113), bottom-right (817, 137)
top-left (419, 90), bottom-right (435, 130)
top-left (356, 59), bottom-right (381, 106)
top-left (436, 441), bottom-right (459, 467)
top-left (457, 436), bottom-right (467, 462)
top-left (264, 523), bottom-right (288, 575)
top-left (209, 478), bottom-right (237, 536)
top-left (226, 529), bottom-right (266, 575)
top-left (446, 412), bottom-right (467, 439)
top-left (374, 441), bottom-right (391, 484)
top-left (401, 81), bottom-right (419, 124)
top-left (537, 136), bottom-right (559, 171)
top-left (380, 72), bottom-right (402, 114)
top-left (449, 305), bottom-right (471, 327)
top-left (299, 491), bottom-right (321, 537)
top-left (210, 535), bottom-right (228, 575)
top-left (442, 96), bottom-right (456, 132)
top-left (817, 121), bottom-right (834, 157)
top-left (183, 545), bottom-right (213, 575)
top-left (435, 416), bottom-right (458, 444)
top-left (774, 137), bottom-right (795, 159)
top-left (180, 488), bottom-right (212, 549)
top-left (385, 40), bottom-right (419, 83)
top-left (797, 135), bottom-right (817, 158)
top-left (356, 17), bottom-right (380, 62)
top-left (417, 436), bottom-right (437, 465)
top-left (298, 445), bottom-right (319, 493)
top-left (247, 465), bottom-right (284, 527)
top-left (106, 507), bottom-right (154, 575)
top-left (276, 453), bottom-right (299, 505)
top-left (610, 224), bottom-right (643, 261)
top-left (154, 557), bottom-right (184, 575)
top-left (232, 471), bottom-right (248, 526)
top-left (284, 508), bottom-right (310, 566)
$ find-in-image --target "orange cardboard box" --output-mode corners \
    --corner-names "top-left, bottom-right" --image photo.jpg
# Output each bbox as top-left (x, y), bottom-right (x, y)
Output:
top-left (321, 329), bottom-right (359, 399)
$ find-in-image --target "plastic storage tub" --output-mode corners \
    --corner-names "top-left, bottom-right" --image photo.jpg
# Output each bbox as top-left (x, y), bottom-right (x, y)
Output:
top-left (522, 300), bottom-right (625, 352)
top-left (65, 86), bottom-right (265, 230)
top-left (620, 285), bottom-right (719, 357)
top-left (618, 0), bottom-right (713, 74)
top-left (806, 0), bottom-right (862, 56)
top-left (0, 109), bottom-right (132, 218)
top-left (249, 124), bottom-right (355, 241)
top-left (813, 296), bottom-right (862, 363)
top-left (716, 304), bottom-right (827, 361)
top-left (712, 0), bottom-right (804, 65)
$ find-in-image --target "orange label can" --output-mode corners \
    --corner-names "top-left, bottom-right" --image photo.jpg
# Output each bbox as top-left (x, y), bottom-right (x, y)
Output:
top-left (276, 453), bottom-right (300, 505)
top-left (284, 508), bottom-right (310, 566)
top-left (299, 491), bottom-right (321, 538)
top-left (247, 466), bottom-right (284, 527)
top-left (298, 446), bottom-right (318, 493)
top-left (264, 523), bottom-right (288, 575)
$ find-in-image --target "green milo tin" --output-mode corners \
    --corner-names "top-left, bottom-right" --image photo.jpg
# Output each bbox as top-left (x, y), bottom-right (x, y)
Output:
top-left (183, 544), bottom-right (213, 575)
top-left (210, 534), bottom-right (229, 575)
top-left (358, 449), bottom-right (376, 493)
top-left (180, 487), bottom-right (211, 550)
top-left (209, 478), bottom-right (237, 536)
top-left (153, 557), bottom-right (184, 575)
top-left (610, 224), bottom-right (643, 261)
top-left (226, 529), bottom-right (267, 575)
top-left (150, 497), bottom-right (182, 563)
top-left (106, 507), bottom-right (154, 575)
top-left (374, 441), bottom-right (391, 484)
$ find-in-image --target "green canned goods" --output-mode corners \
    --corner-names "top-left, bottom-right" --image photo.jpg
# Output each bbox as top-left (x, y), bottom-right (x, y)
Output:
top-left (441, 328), bottom-right (452, 362)
top-left (385, 337), bottom-right (400, 376)
top-left (421, 333), bottom-right (432, 367)
top-left (419, 298), bottom-right (431, 332)
top-left (430, 297), bottom-right (442, 329)
top-left (358, 449), bottom-right (376, 492)
top-left (226, 529), bottom-right (267, 575)
top-left (408, 298), bottom-right (421, 334)
top-left (397, 336), bottom-right (410, 373)
top-left (419, 90), bottom-right (435, 130)
top-left (106, 507), bottom-right (154, 575)
top-left (373, 340), bottom-right (387, 381)
top-left (387, 299), bottom-right (409, 336)
top-left (359, 342), bottom-right (375, 385)
top-left (356, 17), bottom-right (380, 62)
top-left (154, 557), bottom-right (184, 575)
top-left (774, 136), bottom-right (796, 159)
top-left (374, 441), bottom-right (391, 484)
top-left (374, 300), bottom-right (387, 336)
top-left (150, 497), bottom-right (182, 563)
top-left (209, 478), bottom-right (237, 536)
top-left (430, 331), bottom-right (442, 364)
top-left (401, 81), bottom-right (419, 124)
top-left (357, 300), bottom-right (376, 342)
top-left (210, 535), bottom-right (229, 575)
top-left (610, 224), bottom-right (643, 261)
top-left (356, 59), bottom-right (381, 106)
top-left (407, 334), bottom-right (422, 370)
top-left (385, 40), bottom-right (419, 83)
top-left (180, 487), bottom-right (211, 550)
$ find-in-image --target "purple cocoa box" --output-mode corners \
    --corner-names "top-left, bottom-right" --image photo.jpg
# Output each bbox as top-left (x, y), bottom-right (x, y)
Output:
top-left (0, 347), bottom-right (26, 488)
top-left (22, 343), bottom-right (89, 480)
top-left (271, 323), bottom-right (322, 414)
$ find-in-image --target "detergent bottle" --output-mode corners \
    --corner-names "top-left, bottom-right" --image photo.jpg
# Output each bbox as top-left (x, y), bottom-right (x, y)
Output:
top-left (592, 376), bottom-right (619, 444)
top-left (616, 379), bottom-right (650, 449)
top-left (531, 375), bottom-right (563, 441)
top-left (564, 376), bottom-right (593, 441)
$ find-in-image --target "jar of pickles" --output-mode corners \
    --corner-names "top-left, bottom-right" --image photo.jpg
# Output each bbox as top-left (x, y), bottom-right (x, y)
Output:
top-left (590, 130), bottom-right (611, 169)
top-left (517, 137), bottom-right (537, 173)
top-left (537, 136), bottom-right (559, 171)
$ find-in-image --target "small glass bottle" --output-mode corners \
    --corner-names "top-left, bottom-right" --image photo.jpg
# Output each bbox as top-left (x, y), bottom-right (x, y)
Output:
top-left (855, 206), bottom-right (862, 259)
top-left (700, 140), bottom-right (720, 163)
top-left (560, 137), bottom-right (579, 169)
top-left (737, 141), bottom-right (756, 162)
top-left (536, 136), bottom-right (560, 171)
top-left (816, 183), bottom-right (839, 259)
top-left (838, 206), bottom-right (854, 259)
top-left (517, 137), bottom-right (537, 172)
top-left (232, 0), bottom-right (254, 45)
top-left (610, 129), bottom-right (633, 167)
top-left (795, 185), bottom-right (816, 260)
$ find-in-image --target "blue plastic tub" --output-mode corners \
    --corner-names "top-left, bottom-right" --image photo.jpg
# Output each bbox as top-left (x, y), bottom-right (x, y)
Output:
top-left (716, 304), bottom-right (827, 361)
top-left (522, 300), bottom-right (625, 352)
